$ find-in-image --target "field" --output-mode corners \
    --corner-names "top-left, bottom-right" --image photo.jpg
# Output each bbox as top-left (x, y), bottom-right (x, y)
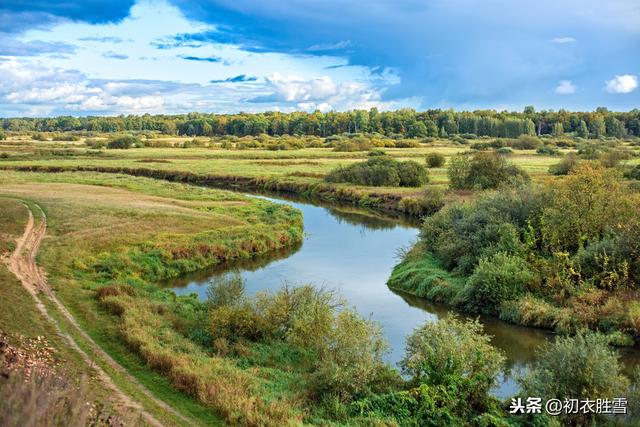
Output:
top-left (3, 134), bottom-right (637, 216)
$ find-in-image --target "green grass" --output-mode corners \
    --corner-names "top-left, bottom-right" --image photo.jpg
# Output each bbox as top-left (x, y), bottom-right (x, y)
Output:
top-left (0, 171), bottom-right (304, 426)
top-left (387, 247), bottom-right (467, 304)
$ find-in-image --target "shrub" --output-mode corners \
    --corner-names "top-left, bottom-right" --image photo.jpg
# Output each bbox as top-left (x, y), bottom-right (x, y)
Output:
top-left (510, 135), bottom-right (541, 149)
top-left (461, 252), bottom-right (534, 314)
top-left (446, 154), bottom-right (471, 190)
top-left (310, 309), bottom-right (390, 402)
top-left (367, 149), bottom-right (386, 157)
top-left (332, 137), bottom-right (373, 152)
top-left (107, 135), bottom-right (141, 149)
top-left (0, 132), bottom-right (6, 140)
top-left (394, 139), bottom-right (421, 148)
top-left (536, 144), bottom-right (559, 156)
top-left (399, 187), bottom-right (445, 216)
top-left (400, 317), bottom-right (505, 403)
top-left (519, 332), bottom-right (629, 426)
top-left (84, 138), bottom-right (106, 149)
top-left (496, 147), bottom-right (513, 155)
top-left (600, 149), bottom-right (632, 168)
top-left (540, 164), bottom-right (634, 252)
top-left (425, 152), bottom-right (446, 168)
top-left (396, 160), bottom-right (430, 187)
top-left (0, 152), bottom-right (9, 159)
top-left (326, 157), bottom-right (429, 187)
top-left (624, 164), bottom-right (640, 180)
top-left (206, 275), bottom-right (245, 309)
top-left (448, 152), bottom-right (529, 190)
top-left (548, 152), bottom-right (579, 175)
top-left (51, 134), bottom-right (80, 141)
top-left (31, 133), bottom-right (47, 141)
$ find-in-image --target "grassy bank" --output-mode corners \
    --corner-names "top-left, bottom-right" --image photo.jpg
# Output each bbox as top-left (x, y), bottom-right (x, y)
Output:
top-left (0, 171), bottom-right (303, 425)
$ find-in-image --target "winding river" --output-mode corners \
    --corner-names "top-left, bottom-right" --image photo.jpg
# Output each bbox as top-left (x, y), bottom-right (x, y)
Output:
top-left (167, 194), bottom-right (640, 398)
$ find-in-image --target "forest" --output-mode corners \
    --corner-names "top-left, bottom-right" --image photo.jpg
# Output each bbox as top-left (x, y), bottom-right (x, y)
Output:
top-left (2, 107), bottom-right (639, 139)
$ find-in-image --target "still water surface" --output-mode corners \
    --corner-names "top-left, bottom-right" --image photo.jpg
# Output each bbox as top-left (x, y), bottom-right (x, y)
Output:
top-left (168, 194), bottom-right (640, 398)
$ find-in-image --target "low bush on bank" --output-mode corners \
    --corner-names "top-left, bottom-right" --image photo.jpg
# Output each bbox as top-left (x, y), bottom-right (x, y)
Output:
top-left (390, 163), bottom-right (640, 338)
top-left (326, 156), bottom-right (429, 187)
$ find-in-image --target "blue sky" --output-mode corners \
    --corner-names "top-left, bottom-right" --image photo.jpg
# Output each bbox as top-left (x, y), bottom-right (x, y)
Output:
top-left (0, 0), bottom-right (638, 116)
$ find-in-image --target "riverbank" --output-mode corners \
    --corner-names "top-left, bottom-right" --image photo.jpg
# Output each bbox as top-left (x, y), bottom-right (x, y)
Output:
top-left (389, 166), bottom-right (640, 348)
top-left (0, 164), bottom-right (439, 217)
top-left (0, 171), bottom-right (304, 425)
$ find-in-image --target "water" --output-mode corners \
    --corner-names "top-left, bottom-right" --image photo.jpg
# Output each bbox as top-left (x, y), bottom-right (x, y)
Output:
top-left (167, 194), bottom-right (640, 398)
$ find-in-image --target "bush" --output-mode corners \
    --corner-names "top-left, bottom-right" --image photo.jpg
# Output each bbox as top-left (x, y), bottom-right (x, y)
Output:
top-left (0, 152), bottom-right (9, 159)
top-left (206, 275), bottom-right (245, 309)
top-left (368, 149), bottom-right (386, 157)
top-left (548, 152), bottom-right (579, 175)
top-left (496, 147), bottom-right (513, 155)
top-left (536, 144), bottom-right (559, 156)
top-left (425, 152), bottom-right (446, 168)
top-left (461, 252), bottom-right (534, 314)
top-left (625, 164), bottom-right (640, 180)
top-left (541, 164), bottom-right (634, 252)
top-left (447, 152), bottom-right (529, 190)
top-left (326, 157), bottom-right (429, 187)
top-left (107, 135), bottom-right (141, 149)
top-left (397, 160), bottom-right (430, 187)
top-left (84, 138), bottom-right (107, 149)
top-left (310, 309), bottom-right (390, 402)
top-left (51, 134), bottom-right (80, 141)
top-left (400, 317), bottom-right (505, 403)
top-left (332, 137), bottom-right (373, 152)
top-left (519, 332), bottom-right (630, 425)
top-left (510, 135), bottom-right (541, 149)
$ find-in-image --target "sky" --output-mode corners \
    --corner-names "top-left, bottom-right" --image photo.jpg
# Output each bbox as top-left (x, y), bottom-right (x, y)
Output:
top-left (0, 0), bottom-right (638, 117)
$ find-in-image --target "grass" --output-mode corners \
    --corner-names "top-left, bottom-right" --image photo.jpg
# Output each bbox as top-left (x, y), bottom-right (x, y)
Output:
top-left (0, 171), bottom-right (304, 425)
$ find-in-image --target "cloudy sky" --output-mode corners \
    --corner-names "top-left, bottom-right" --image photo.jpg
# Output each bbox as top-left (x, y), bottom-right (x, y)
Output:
top-left (1, 0), bottom-right (639, 117)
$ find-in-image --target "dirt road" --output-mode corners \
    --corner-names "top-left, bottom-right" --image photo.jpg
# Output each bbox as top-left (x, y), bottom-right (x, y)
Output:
top-left (4, 203), bottom-right (195, 427)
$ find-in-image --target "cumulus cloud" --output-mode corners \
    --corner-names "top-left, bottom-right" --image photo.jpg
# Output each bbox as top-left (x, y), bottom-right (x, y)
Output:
top-left (605, 74), bottom-right (638, 94)
top-left (0, 58), bottom-right (165, 114)
top-left (551, 37), bottom-right (576, 44)
top-left (249, 73), bottom-right (394, 111)
top-left (555, 80), bottom-right (576, 94)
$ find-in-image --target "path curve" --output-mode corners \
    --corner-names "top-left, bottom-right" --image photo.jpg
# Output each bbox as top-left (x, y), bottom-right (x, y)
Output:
top-left (4, 202), bottom-right (195, 427)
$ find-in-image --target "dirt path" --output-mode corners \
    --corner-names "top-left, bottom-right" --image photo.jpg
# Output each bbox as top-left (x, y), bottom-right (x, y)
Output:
top-left (4, 203), bottom-right (195, 427)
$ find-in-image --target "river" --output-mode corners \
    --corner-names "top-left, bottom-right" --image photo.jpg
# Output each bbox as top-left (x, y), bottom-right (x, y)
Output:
top-left (167, 194), bottom-right (640, 399)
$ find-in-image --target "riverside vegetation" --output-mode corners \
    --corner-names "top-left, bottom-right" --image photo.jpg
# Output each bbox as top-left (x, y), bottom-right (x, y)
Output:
top-left (2, 108), bottom-right (640, 425)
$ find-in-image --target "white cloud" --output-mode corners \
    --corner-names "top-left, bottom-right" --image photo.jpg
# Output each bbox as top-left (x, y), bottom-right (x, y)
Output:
top-left (605, 74), bottom-right (638, 94)
top-left (551, 37), bottom-right (576, 44)
top-left (555, 80), bottom-right (576, 95)
top-left (251, 73), bottom-right (401, 111)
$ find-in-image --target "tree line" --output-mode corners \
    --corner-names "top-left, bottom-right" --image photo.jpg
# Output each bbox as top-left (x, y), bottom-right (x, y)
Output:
top-left (2, 106), bottom-right (640, 139)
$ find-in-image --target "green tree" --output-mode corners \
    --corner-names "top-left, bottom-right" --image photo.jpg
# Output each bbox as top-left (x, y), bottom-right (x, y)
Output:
top-left (577, 120), bottom-right (589, 138)
top-left (552, 122), bottom-right (564, 137)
